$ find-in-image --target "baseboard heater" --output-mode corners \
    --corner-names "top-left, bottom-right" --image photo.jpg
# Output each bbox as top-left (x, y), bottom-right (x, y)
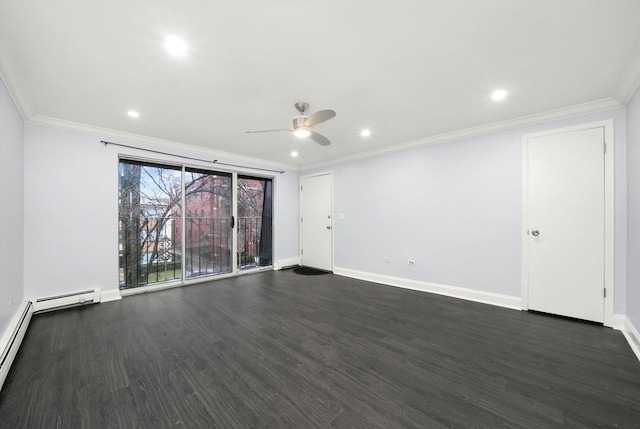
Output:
top-left (0, 301), bottom-right (33, 390)
top-left (33, 288), bottom-right (101, 313)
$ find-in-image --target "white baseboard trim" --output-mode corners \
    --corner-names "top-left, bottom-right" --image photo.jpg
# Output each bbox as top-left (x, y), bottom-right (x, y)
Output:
top-left (0, 301), bottom-right (33, 390)
top-left (100, 289), bottom-right (122, 303)
top-left (611, 314), bottom-right (626, 330)
top-left (334, 267), bottom-right (522, 310)
top-left (620, 316), bottom-right (640, 362)
top-left (274, 257), bottom-right (301, 270)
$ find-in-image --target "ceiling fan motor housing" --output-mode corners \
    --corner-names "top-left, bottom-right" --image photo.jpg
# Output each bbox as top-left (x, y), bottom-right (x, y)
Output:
top-left (294, 102), bottom-right (309, 114)
top-left (292, 115), bottom-right (308, 130)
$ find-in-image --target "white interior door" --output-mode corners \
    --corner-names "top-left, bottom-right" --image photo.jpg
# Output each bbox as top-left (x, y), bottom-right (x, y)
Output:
top-left (300, 173), bottom-right (332, 271)
top-left (526, 127), bottom-right (605, 322)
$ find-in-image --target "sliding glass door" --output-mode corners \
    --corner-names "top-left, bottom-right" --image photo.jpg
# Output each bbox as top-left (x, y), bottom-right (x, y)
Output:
top-left (118, 161), bottom-right (183, 288)
top-left (237, 176), bottom-right (272, 270)
top-left (183, 169), bottom-right (233, 279)
top-left (118, 160), bottom-right (273, 290)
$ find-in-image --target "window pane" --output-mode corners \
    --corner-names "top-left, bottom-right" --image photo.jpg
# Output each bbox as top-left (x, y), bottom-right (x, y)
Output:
top-left (238, 176), bottom-right (273, 270)
top-left (183, 169), bottom-right (232, 279)
top-left (119, 160), bottom-right (182, 289)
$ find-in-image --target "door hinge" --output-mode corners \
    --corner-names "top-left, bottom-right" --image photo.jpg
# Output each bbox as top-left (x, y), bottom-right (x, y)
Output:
top-left (604, 142), bottom-right (607, 153)
top-left (604, 288), bottom-right (606, 298)
top-left (300, 185), bottom-right (303, 191)
top-left (301, 249), bottom-right (303, 255)
top-left (301, 217), bottom-right (303, 223)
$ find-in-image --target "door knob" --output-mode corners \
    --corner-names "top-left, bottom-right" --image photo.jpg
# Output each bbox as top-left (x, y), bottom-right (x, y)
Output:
top-left (326, 226), bottom-right (331, 229)
top-left (531, 230), bottom-right (540, 237)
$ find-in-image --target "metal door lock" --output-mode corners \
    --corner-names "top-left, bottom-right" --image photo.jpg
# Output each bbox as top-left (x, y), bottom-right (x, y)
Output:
top-left (531, 230), bottom-right (540, 237)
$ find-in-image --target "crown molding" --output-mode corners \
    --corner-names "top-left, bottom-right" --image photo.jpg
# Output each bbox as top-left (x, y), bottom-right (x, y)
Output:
top-left (0, 23), bottom-right (35, 120)
top-left (25, 96), bottom-right (622, 175)
top-left (614, 37), bottom-right (640, 105)
top-left (300, 97), bottom-right (623, 171)
top-left (27, 115), bottom-right (298, 172)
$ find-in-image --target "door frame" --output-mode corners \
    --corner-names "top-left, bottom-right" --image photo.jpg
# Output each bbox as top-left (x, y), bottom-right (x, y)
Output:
top-left (299, 171), bottom-right (334, 271)
top-left (236, 172), bottom-right (276, 275)
top-left (521, 119), bottom-right (614, 327)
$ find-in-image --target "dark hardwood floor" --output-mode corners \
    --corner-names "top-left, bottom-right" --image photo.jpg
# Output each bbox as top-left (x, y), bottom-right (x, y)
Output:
top-left (0, 270), bottom-right (639, 428)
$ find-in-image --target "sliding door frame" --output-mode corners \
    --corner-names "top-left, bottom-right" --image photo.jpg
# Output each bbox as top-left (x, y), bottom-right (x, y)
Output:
top-left (236, 173), bottom-right (275, 275)
top-left (119, 156), bottom-right (274, 296)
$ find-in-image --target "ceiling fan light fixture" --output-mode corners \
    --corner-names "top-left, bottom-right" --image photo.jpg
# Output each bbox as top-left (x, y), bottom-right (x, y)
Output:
top-left (246, 102), bottom-right (335, 146)
top-left (294, 128), bottom-right (311, 138)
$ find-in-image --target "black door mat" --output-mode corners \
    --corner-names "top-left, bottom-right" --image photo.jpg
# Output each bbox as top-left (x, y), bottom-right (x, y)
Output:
top-left (293, 266), bottom-right (331, 275)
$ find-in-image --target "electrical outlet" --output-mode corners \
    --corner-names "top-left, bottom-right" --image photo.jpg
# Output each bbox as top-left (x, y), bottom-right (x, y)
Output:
top-left (383, 257), bottom-right (391, 263)
top-left (408, 259), bottom-right (415, 266)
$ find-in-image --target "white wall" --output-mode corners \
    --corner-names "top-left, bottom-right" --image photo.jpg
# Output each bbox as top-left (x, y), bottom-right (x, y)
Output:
top-left (0, 79), bottom-right (25, 334)
top-left (23, 123), bottom-right (299, 300)
top-left (273, 171), bottom-right (300, 265)
top-left (304, 108), bottom-right (628, 313)
top-left (333, 133), bottom-right (521, 296)
top-left (627, 86), bottom-right (640, 328)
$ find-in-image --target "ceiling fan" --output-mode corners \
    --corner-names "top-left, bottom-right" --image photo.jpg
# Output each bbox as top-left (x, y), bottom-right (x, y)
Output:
top-left (245, 102), bottom-right (336, 146)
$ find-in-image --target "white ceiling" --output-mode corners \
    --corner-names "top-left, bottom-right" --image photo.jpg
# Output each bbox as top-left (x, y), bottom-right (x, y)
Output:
top-left (2, 1), bottom-right (640, 169)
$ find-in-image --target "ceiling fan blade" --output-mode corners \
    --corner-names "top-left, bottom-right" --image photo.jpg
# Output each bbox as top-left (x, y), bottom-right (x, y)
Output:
top-left (303, 110), bottom-right (336, 127)
top-left (309, 130), bottom-right (331, 146)
top-left (245, 129), bottom-right (291, 134)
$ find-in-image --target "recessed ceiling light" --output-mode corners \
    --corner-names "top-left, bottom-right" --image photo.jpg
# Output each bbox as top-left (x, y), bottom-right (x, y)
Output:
top-left (291, 151), bottom-right (299, 157)
top-left (491, 89), bottom-right (508, 101)
top-left (165, 36), bottom-right (187, 56)
top-left (127, 110), bottom-right (139, 118)
top-left (361, 129), bottom-right (371, 137)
